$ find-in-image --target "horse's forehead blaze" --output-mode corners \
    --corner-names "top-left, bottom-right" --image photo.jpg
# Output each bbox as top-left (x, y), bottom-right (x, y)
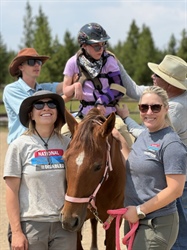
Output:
top-left (75, 151), bottom-right (85, 168)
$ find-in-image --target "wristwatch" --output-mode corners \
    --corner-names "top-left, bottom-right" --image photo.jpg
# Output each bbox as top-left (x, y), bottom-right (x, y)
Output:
top-left (136, 205), bottom-right (146, 219)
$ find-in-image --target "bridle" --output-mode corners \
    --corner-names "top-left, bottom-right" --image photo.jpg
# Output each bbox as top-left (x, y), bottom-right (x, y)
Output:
top-left (65, 119), bottom-right (113, 213)
top-left (64, 119), bottom-right (138, 250)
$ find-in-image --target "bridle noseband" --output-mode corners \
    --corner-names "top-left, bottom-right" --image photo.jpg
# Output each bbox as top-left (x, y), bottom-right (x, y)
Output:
top-left (65, 119), bottom-right (113, 210)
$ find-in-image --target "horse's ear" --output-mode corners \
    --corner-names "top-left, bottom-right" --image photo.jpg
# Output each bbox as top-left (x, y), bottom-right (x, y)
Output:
top-left (65, 109), bottom-right (78, 136)
top-left (99, 112), bottom-right (116, 138)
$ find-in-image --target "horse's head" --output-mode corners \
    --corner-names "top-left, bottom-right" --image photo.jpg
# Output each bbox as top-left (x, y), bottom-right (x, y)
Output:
top-left (60, 108), bottom-right (116, 232)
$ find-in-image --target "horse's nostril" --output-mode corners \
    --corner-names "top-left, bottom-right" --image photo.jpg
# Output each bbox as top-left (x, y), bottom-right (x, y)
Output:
top-left (59, 213), bottom-right (63, 223)
top-left (61, 214), bottom-right (81, 232)
top-left (73, 215), bottom-right (79, 228)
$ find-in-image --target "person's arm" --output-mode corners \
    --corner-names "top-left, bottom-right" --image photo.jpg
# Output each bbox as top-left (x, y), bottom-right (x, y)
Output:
top-left (123, 174), bottom-right (185, 224)
top-left (63, 75), bottom-right (83, 100)
top-left (5, 177), bottom-right (28, 250)
top-left (3, 84), bottom-right (26, 115)
top-left (116, 104), bottom-right (145, 138)
top-left (55, 82), bottom-right (63, 95)
top-left (118, 61), bottom-right (147, 100)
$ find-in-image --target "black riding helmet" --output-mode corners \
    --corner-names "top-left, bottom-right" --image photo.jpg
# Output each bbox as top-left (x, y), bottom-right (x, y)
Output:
top-left (77, 22), bottom-right (110, 46)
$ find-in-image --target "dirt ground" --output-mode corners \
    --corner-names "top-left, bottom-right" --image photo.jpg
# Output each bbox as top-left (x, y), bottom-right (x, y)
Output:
top-left (0, 129), bottom-right (126, 250)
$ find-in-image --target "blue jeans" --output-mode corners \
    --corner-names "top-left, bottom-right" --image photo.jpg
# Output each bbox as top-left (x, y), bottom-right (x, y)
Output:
top-left (171, 181), bottom-right (187, 250)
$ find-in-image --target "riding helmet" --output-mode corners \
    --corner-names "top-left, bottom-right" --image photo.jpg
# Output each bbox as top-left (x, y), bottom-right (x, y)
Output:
top-left (77, 22), bottom-right (110, 45)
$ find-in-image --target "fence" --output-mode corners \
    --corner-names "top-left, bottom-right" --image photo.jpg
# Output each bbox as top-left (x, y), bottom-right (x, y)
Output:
top-left (0, 97), bottom-right (140, 126)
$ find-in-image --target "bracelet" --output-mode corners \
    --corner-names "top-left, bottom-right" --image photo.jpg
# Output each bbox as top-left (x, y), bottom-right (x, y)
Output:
top-left (123, 117), bottom-right (128, 123)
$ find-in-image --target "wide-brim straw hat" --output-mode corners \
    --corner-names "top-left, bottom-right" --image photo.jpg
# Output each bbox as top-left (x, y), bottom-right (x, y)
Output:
top-left (9, 48), bottom-right (50, 77)
top-left (19, 90), bottom-right (66, 128)
top-left (148, 55), bottom-right (187, 90)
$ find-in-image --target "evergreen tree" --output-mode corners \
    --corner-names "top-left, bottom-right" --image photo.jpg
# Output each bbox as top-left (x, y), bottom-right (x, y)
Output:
top-left (134, 24), bottom-right (157, 85)
top-left (119, 20), bottom-right (140, 77)
top-left (165, 34), bottom-right (177, 55)
top-left (20, 1), bottom-right (34, 49)
top-left (33, 6), bottom-right (53, 82)
top-left (177, 29), bottom-right (187, 61)
top-left (49, 31), bottom-right (79, 82)
top-left (61, 31), bottom-right (79, 67)
top-left (49, 36), bottom-right (65, 82)
top-left (0, 34), bottom-right (13, 86)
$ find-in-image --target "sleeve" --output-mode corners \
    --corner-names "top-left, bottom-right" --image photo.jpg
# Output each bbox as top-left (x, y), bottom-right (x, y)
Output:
top-left (118, 61), bottom-right (147, 100)
top-left (3, 84), bottom-right (28, 115)
top-left (63, 55), bottom-right (79, 77)
top-left (162, 140), bottom-right (187, 175)
top-left (39, 82), bottom-right (59, 93)
top-left (168, 102), bottom-right (185, 135)
top-left (3, 141), bottom-right (22, 178)
top-left (125, 117), bottom-right (145, 138)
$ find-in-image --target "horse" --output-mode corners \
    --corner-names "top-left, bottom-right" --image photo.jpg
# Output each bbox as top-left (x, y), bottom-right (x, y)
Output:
top-left (60, 108), bottom-right (128, 250)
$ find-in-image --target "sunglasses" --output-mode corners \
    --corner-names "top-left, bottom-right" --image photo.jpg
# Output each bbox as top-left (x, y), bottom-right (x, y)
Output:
top-left (26, 59), bottom-right (43, 66)
top-left (33, 101), bottom-right (57, 110)
top-left (89, 42), bottom-right (107, 52)
top-left (154, 73), bottom-right (160, 78)
top-left (138, 104), bottom-right (162, 113)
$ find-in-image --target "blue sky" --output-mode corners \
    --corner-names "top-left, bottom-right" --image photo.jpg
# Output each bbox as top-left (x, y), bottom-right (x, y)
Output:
top-left (0, 0), bottom-right (187, 51)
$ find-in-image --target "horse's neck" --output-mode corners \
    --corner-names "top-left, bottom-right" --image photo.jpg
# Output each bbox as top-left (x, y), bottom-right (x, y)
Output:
top-left (109, 135), bottom-right (126, 167)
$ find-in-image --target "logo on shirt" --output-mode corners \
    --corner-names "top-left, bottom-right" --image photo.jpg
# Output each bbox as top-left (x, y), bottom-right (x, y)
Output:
top-left (31, 149), bottom-right (65, 170)
top-left (144, 144), bottom-right (160, 158)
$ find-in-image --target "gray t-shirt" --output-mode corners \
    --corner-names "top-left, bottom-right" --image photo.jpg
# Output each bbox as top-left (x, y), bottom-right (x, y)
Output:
top-left (125, 127), bottom-right (187, 219)
top-left (4, 133), bottom-right (70, 222)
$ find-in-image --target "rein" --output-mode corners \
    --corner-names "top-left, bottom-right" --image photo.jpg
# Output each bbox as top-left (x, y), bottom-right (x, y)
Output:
top-left (103, 208), bottom-right (139, 250)
top-left (64, 118), bottom-right (138, 249)
top-left (65, 119), bottom-right (113, 211)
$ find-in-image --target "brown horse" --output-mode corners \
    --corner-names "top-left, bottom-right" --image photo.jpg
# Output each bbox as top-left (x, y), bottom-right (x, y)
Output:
top-left (61, 108), bottom-right (128, 250)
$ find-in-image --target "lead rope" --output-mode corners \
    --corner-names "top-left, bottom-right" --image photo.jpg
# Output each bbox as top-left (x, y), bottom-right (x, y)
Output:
top-left (103, 208), bottom-right (139, 250)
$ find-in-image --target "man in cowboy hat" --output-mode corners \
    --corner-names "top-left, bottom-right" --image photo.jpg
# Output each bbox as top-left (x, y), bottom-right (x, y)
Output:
top-left (117, 55), bottom-right (187, 250)
top-left (3, 48), bottom-right (63, 144)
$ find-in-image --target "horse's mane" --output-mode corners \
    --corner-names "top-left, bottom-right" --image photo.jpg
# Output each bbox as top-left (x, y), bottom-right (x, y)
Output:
top-left (71, 109), bottom-right (106, 153)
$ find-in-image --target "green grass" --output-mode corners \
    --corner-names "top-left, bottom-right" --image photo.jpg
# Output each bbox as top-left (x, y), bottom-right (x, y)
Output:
top-left (0, 104), bottom-right (6, 114)
top-left (0, 90), bottom-right (141, 124)
top-left (65, 98), bottom-right (141, 124)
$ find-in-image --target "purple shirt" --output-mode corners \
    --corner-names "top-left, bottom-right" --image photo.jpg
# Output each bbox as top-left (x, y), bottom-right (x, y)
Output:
top-left (63, 53), bottom-right (123, 116)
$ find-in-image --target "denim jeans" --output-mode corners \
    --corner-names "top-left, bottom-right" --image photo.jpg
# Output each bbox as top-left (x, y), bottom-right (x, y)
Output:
top-left (171, 181), bottom-right (187, 250)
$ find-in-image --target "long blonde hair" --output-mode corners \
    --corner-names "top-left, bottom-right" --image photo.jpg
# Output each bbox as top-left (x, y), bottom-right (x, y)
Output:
top-left (139, 86), bottom-right (173, 128)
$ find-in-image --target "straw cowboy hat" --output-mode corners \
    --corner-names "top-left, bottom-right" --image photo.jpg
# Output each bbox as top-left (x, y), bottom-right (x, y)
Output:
top-left (19, 90), bottom-right (66, 128)
top-left (148, 55), bottom-right (187, 90)
top-left (9, 48), bottom-right (50, 77)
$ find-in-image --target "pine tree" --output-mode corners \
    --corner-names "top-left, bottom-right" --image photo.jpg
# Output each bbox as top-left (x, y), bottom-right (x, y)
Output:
top-left (134, 24), bottom-right (157, 85)
top-left (20, 1), bottom-right (34, 49)
top-left (177, 29), bottom-right (187, 61)
top-left (33, 6), bottom-right (53, 82)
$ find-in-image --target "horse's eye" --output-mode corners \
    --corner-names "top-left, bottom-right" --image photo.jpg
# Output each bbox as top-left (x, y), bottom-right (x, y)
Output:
top-left (93, 163), bottom-right (101, 172)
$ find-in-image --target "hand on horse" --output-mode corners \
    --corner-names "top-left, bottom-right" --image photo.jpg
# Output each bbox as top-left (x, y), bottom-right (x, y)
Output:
top-left (122, 205), bottom-right (139, 224)
top-left (112, 128), bottom-right (123, 142)
top-left (115, 103), bottom-right (129, 120)
top-left (11, 231), bottom-right (28, 250)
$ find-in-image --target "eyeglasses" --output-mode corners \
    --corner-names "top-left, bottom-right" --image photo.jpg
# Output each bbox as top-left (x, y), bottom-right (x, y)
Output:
top-left (26, 59), bottom-right (43, 66)
top-left (138, 104), bottom-right (162, 113)
top-left (154, 73), bottom-right (160, 78)
top-left (33, 101), bottom-right (57, 110)
top-left (89, 42), bottom-right (107, 52)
